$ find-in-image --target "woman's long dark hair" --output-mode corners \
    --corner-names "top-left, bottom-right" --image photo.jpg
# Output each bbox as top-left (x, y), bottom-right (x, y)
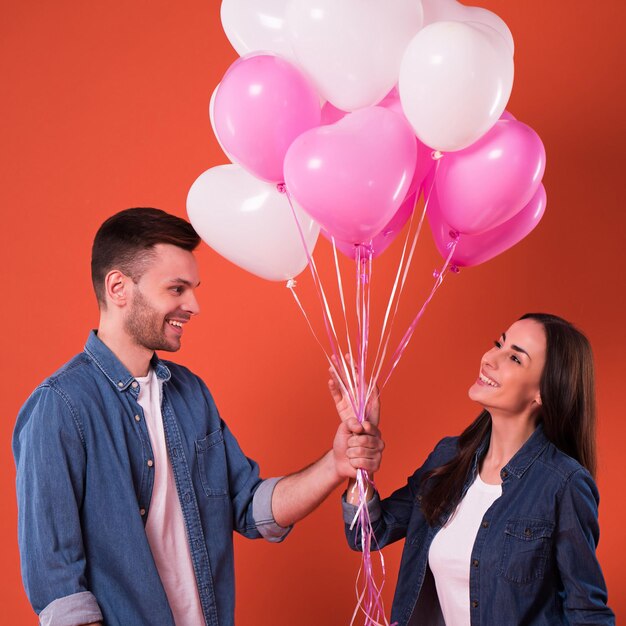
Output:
top-left (419, 313), bottom-right (597, 526)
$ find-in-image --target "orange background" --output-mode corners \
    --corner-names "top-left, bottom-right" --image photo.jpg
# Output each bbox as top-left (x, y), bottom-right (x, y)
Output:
top-left (1, 1), bottom-right (624, 623)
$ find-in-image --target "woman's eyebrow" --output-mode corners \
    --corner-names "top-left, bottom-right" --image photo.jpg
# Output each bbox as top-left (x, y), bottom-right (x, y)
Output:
top-left (511, 345), bottom-right (531, 359)
top-left (502, 333), bottom-right (530, 359)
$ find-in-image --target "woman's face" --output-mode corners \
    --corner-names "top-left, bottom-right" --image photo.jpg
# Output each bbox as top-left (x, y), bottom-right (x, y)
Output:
top-left (468, 318), bottom-right (547, 417)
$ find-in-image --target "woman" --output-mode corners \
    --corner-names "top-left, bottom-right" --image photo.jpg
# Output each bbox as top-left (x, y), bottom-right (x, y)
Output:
top-left (333, 313), bottom-right (614, 625)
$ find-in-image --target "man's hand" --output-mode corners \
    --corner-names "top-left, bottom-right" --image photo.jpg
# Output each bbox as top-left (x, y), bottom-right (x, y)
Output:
top-left (333, 416), bottom-right (384, 480)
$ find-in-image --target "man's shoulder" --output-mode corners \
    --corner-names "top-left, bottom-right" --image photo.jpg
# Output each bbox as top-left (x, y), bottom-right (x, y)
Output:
top-left (18, 352), bottom-right (102, 417)
top-left (159, 359), bottom-right (215, 401)
top-left (44, 352), bottom-right (92, 384)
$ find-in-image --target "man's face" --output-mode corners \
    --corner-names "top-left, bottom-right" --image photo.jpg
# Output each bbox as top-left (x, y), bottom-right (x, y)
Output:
top-left (124, 243), bottom-right (200, 352)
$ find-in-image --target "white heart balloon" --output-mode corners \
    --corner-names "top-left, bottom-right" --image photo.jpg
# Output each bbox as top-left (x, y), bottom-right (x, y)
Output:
top-left (209, 83), bottom-right (235, 163)
top-left (399, 21), bottom-right (514, 152)
top-left (187, 164), bottom-right (319, 281)
top-left (220, 0), bottom-right (297, 63)
top-left (286, 0), bottom-right (424, 111)
top-left (421, 0), bottom-right (514, 55)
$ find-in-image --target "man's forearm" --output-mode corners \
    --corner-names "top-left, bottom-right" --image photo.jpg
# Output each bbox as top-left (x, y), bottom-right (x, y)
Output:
top-left (271, 450), bottom-right (344, 527)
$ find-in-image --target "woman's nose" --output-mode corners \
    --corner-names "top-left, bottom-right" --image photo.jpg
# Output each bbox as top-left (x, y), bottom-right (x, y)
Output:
top-left (482, 349), bottom-right (498, 369)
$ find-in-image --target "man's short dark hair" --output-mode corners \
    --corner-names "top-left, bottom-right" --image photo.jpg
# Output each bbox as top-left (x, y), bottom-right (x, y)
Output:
top-left (91, 207), bottom-right (200, 307)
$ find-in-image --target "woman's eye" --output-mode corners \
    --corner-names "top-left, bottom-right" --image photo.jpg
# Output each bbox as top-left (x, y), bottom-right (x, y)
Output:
top-left (511, 355), bottom-right (521, 365)
top-left (494, 340), bottom-right (502, 349)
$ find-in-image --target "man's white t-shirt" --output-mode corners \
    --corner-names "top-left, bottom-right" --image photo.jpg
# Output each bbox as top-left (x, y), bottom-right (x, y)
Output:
top-left (136, 370), bottom-right (205, 626)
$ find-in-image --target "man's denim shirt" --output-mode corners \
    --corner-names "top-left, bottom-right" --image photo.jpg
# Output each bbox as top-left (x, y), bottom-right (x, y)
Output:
top-left (13, 331), bottom-right (290, 626)
top-left (343, 425), bottom-right (615, 626)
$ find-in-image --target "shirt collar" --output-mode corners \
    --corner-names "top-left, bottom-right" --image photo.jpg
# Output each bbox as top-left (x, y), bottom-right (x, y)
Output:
top-left (503, 423), bottom-right (549, 478)
top-left (84, 330), bottom-right (171, 392)
top-left (470, 419), bottom-right (549, 481)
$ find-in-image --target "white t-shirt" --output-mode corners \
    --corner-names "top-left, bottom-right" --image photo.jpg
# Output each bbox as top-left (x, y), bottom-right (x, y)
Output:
top-left (428, 473), bottom-right (502, 625)
top-left (136, 370), bottom-right (205, 626)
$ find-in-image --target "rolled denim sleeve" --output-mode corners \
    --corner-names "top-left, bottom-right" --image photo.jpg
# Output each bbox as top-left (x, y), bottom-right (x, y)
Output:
top-left (252, 477), bottom-right (292, 542)
top-left (39, 592), bottom-right (102, 626)
top-left (220, 419), bottom-right (292, 542)
top-left (555, 469), bottom-right (615, 625)
top-left (12, 385), bottom-right (102, 624)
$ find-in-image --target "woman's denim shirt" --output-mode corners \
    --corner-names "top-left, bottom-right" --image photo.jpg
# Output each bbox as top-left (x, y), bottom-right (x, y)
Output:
top-left (13, 331), bottom-right (288, 626)
top-left (343, 425), bottom-right (614, 626)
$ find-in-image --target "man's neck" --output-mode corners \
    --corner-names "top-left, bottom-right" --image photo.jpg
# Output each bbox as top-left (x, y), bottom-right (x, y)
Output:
top-left (97, 322), bottom-right (153, 378)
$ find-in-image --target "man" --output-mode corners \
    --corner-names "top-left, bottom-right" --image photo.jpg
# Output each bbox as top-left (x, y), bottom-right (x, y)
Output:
top-left (13, 208), bottom-right (383, 626)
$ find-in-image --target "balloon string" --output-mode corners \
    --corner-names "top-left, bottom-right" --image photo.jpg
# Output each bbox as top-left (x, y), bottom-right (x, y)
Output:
top-left (351, 244), bottom-right (393, 626)
top-left (287, 284), bottom-right (337, 373)
top-left (367, 159), bottom-right (441, 404)
top-left (380, 237), bottom-right (458, 390)
top-left (349, 469), bottom-right (395, 626)
top-left (331, 237), bottom-right (359, 398)
top-left (283, 186), bottom-right (359, 413)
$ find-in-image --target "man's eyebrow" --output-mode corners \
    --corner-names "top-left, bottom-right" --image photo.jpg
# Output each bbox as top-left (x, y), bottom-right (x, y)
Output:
top-left (168, 278), bottom-right (201, 287)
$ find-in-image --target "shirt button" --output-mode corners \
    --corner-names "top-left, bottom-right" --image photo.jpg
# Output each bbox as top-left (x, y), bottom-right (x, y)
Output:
top-left (472, 600), bottom-right (479, 609)
top-left (501, 469), bottom-right (508, 478)
top-left (140, 508), bottom-right (146, 516)
top-left (481, 521), bottom-right (489, 528)
top-left (472, 559), bottom-right (479, 567)
top-left (184, 493), bottom-right (191, 503)
top-left (147, 459), bottom-right (154, 468)
top-left (131, 381), bottom-right (138, 389)
top-left (134, 414), bottom-right (141, 422)
top-left (524, 528), bottom-right (532, 537)
top-left (117, 382), bottom-right (124, 388)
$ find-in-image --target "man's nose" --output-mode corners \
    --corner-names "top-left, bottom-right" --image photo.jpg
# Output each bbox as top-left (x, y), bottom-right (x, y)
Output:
top-left (183, 291), bottom-right (200, 316)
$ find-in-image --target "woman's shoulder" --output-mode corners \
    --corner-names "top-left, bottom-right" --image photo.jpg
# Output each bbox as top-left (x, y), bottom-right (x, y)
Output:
top-left (538, 438), bottom-right (592, 480)
top-left (422, 435), bottom-right (460, 467)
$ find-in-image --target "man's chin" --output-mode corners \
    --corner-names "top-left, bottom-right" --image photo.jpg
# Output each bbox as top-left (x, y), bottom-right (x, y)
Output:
top-left (150, 338), bottom-right (182, 353)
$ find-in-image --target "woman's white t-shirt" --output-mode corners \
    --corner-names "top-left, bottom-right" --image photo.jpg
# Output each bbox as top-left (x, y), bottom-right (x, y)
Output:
top-left (428, 473), bottom-right (502, 625)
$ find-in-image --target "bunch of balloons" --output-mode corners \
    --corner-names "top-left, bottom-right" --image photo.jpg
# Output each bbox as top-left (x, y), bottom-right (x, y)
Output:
top-left (188, 0), bottom-right (546, 280)
top-left (187, 3), bottom-right (547, 624)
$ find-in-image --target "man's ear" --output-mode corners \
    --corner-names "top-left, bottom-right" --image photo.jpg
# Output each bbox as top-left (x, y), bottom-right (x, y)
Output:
top-left (104, 270), bottom-right (131, 308)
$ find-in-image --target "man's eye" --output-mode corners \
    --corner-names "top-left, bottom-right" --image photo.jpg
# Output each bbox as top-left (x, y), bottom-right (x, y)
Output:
top-left (170, 286), bottom-right (183, 294)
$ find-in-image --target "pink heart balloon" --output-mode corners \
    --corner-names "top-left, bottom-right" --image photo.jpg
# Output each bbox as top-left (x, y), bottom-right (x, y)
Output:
top-left (436, 119), bottom-right (546, 235)
top-left (427, 183), bottom-right (547, 267)
top-left (284, 106), bottom-right (417, 244)
top-left (321, 89), bottom-right (436, 200)
top-left (213, 54), bottom-right (321, 183)
top-left (325, 192), bottom-right (417, 259)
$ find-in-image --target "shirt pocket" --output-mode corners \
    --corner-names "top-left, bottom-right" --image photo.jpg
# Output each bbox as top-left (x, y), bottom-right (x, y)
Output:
top-left (500, 518), bottom-right (554, 584)
top-left (195, 429), bottom-right (229, 497)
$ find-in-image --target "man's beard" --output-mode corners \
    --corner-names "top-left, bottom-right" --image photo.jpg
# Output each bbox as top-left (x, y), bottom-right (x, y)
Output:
top-left (124, 286), bottom-right (180, 352)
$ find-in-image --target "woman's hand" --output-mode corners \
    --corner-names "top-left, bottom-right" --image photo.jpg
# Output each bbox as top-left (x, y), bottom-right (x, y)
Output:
top-left (328, 355), bottom-right (381, 426)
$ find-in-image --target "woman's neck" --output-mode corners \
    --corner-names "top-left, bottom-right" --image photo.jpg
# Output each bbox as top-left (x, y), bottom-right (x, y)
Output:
top-left (480, 414), bottom-right (537, 484)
